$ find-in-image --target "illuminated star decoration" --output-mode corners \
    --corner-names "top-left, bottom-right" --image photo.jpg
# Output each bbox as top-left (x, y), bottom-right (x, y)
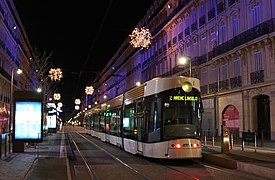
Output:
top-left (49, 68), bottom-right (63, 81)
top-left (85, 86), bottom-right (94, 95)
top-left (129, 27), bottom-right (152, 49)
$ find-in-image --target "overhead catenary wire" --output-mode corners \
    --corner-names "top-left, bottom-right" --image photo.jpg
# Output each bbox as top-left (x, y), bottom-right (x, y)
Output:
top-left (73, 0), bottom-right (114, 99)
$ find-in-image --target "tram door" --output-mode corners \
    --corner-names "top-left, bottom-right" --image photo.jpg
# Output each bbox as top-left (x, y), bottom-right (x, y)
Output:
top-left (136, 102), bottom-right (144, 153)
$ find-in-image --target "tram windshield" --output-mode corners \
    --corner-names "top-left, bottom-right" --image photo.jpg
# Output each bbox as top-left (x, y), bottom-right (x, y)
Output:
top-left (162, 88), bottom-right (202, 140)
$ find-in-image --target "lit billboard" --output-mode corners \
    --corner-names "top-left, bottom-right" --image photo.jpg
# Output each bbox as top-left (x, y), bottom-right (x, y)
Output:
top-left (14, 101), bottom-right (43, 141)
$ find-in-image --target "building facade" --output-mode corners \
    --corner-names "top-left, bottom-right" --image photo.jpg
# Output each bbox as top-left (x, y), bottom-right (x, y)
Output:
top-left (88, 0), bottom-right (275, 140)
top-left (0, 0), bottom-right (39, 134)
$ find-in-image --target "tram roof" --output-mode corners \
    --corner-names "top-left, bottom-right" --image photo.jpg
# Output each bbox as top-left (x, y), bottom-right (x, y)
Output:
top-left (144, 76), bottom-right (200, 97)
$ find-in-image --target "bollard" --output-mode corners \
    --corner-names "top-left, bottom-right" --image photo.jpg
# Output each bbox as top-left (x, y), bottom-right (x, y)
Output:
top-left (204, 135), bottom-right (207, 145)
top-left (230, 134), bottom-right (234, 150)
top-left (212, 136), bottom-right (215, 146)
top-left (254, 132), bottom-right (257, 153)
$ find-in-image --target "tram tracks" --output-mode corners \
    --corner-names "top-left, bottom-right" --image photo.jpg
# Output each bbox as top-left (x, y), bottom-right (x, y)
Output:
top-left (68, 132), bottom-right (266, 180)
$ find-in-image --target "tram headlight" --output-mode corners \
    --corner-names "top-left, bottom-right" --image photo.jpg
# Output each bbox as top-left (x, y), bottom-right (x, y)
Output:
top-left (182, 81), bottom-right (192, 92)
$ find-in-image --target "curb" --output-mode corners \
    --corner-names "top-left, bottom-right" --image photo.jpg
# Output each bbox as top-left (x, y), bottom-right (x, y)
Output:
top-left (202, 152), bottom-right (237, 169)
top-left (202, 152), bottom-right (275, 179)
top-left (237, 162), bottom-right (275, 180)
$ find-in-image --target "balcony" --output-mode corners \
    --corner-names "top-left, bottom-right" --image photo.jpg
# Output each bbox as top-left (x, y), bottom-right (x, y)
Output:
top-left (208, 8), bottom-right (215, 21)
top-left (230, 76), bottom-right (242, 89)
top-left (200, 85), bottom-right (208, 95)
top-left (219, 79), bottom-right (229, 91)
top-left (209, 82), bottom-right (218, 93)
top-left (213, 19), bottom-right (275, 58)
top-left (199, 16), bottom-right (206, 27)
top-left (250, 70), bottom-right (264, 84)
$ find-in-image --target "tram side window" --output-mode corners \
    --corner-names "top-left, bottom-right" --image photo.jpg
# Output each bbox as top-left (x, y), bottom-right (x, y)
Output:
top-left (110, 109), bottom-right (121, 136)
top-left (105, 111), bottom-right (111, 134)
top-left (147, 100), bottom-right (161, 142)
top-left (94, 114), bottom-right (99, 131)
top-left (90, 115), bottom-right (94, 130)
top-left (99, 113), bottom-right (105, 132)
top-left (123, 105), bottom-right (135, 139)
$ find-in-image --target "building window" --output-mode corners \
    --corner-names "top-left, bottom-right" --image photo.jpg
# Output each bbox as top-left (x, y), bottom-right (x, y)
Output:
top-left (200, 2), bottom-right (205, 17)
top-left (252, 3), bottom-right (260, 27)
top-left (212, 67), bottom-right (218, 82)
top-left (201, 70), bottom-right (208, 85)
top-left (233, 59), bottom-right (240, 77)
top-left (221, 64), bottom-right (228, 80)
top-left (254, 51), bottom-right (263, 71)
top-left (219, 24), bottom-right (226, 44)
top-left (232, 18), bottom-right (239, 37)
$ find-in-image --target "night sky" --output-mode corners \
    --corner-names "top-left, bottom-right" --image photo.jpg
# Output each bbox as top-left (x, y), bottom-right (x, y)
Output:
top-left (13, 0), bottom-right (154, 115)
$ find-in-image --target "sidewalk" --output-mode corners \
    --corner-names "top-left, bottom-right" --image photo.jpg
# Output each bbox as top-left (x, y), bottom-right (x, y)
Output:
top-left (0, 131), bottom-right (71, 180)
top-left (202, 141), bottom-right (275, 179)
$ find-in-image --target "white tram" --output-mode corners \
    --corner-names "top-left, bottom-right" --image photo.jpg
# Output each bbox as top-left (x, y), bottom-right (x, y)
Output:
top-left (84, 76), bottom-right (203, 159)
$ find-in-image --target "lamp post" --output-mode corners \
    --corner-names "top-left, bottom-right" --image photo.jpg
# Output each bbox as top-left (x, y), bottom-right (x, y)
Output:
top-left (9, 68), bottom-right (22, 151)
top-left (178, 56), bottom-right (192, 93)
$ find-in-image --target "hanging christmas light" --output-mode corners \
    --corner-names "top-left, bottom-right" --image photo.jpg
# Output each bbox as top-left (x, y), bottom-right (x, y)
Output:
top-left (75, 99), bottom-right (81, 105)
top-left (129, 27), bottom-right (152, 49)
top-left (85, 86), bottom-right (94, 95)
top-left (53, 93), bottom-right (61, 101)
top-left (49, 68), bottom-right (63, 81)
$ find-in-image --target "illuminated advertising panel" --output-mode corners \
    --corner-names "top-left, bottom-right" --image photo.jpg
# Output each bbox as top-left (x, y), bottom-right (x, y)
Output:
top-left (14, 101), bottom-right (43, 141)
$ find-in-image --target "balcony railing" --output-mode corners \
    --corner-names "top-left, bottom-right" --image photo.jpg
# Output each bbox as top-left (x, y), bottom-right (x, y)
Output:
top-left (230, 76), bottom-right (242, 89)
top-left (209, 82), bottom-right (218, 93)
top-left (200, 85), bottom-right (208, 95)
top-left (219, 79), bottom-right (229, 91)
top-left (250, 70), bottom-right (264, 84)
top-left (213, 19), bottom-right (275, 58)
top-left (208, 8), bottom-right (215, 21)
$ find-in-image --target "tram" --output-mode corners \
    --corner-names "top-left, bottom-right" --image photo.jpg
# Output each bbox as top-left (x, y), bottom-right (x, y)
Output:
top-left (84, 76), bottom-right (203, 159)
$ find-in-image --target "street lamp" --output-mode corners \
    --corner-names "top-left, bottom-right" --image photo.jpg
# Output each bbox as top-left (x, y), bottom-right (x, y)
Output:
top-left (178, 56), bottom-right (192, 77)
top-left (9, 68), bottom-right (22, 134)
top-left (178, 56), bottom-right (192, 93)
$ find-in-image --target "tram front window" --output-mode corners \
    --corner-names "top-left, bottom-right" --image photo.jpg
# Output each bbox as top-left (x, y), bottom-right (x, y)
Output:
top-left (163, 96), bottom-right (200, 140)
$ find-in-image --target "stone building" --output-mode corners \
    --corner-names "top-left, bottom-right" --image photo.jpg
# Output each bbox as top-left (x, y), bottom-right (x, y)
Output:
top-left (87, 0), bottom-right (275, 140)
top-left (0, 0), bottom-right (39, 134)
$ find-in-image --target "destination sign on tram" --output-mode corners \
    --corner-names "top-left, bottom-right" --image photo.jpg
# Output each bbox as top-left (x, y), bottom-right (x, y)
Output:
top-left (169, 96), bottom-right (198, 101)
